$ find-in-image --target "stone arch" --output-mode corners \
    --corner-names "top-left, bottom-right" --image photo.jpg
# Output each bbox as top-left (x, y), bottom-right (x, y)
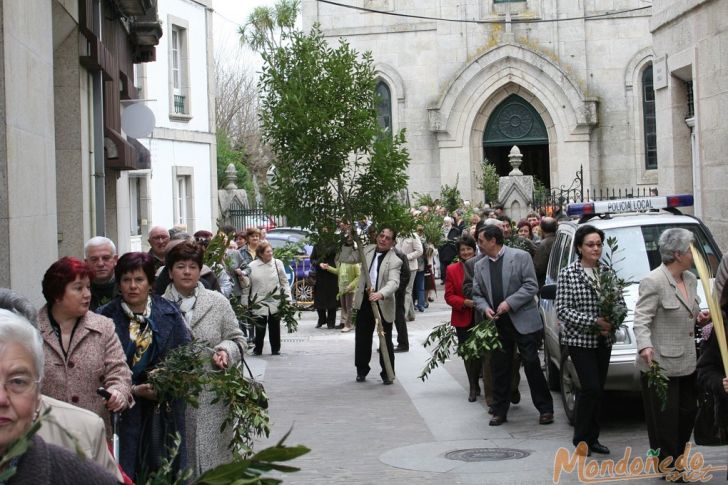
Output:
top-left (624, 47), bottom-right (657, 184)
top-left (426, 43), bottom-right (597, 199)
top-left (374, 62), bottom-right (405, 133)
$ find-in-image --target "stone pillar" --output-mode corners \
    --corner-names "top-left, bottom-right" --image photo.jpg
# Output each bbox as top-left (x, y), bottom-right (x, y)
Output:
top-left (498, 146), bottom-right (533, 222)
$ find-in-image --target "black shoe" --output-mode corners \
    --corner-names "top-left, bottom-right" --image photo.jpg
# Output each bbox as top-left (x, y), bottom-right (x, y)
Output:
top-left (252, 350), bottom-right (262, 356)
top-left (589, 442), bottom-right (610, 455)
top-left (468, 389), bottom-right (477, 402)
top-left (393, 346), bottom-right (409, 353)
top-left (356, 375), bottom-right (366, 382)
top-left (539, 412), bottom-right (554, 425)
top-left (315, 323), bottom-right (324, 328)
top-left (489, 415), bottom-right (507, 426)
top-left (510, 389), bottom-right (521, 404)
top-left (271, 351), bottom-right (280, 355)
top-left (382, 379), bottom-right (393, 385)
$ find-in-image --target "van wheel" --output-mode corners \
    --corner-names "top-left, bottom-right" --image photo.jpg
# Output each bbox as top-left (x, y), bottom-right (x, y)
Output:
top-left (543, 344), bottom-right (560, 392)
top-left (560, 354), bottom-right (580, 426)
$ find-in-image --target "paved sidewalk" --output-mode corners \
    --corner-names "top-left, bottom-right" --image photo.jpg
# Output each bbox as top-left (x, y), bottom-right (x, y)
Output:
top-left (247, 292), bottom-right (728, 484)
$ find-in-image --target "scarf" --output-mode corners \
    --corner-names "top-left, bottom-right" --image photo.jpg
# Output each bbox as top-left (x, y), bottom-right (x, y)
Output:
top-left (121, 296), bottom-right (157, 384)
top-left (163, 282), bottom-right (204, 326)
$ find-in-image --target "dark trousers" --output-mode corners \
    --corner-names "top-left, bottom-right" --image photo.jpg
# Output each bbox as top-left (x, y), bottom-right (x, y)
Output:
top-left (491, 319), bottom-right (553, 417)
top-left (640, 371), bottom-right (697, 464)
top-left (568, 342), bottom-right (611, 446)
top-left (254, 313), bottom-right (281, 354)
top-left (354, 299), bottom-right (394, 380)
top-left (394, 291), bottom-right (408, 348)
top-left (316, 308), bottom-right (337, 328)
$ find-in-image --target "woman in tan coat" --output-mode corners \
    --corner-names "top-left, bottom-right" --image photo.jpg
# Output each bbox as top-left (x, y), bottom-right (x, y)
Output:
top-left (38, 256), bottom-right (132, 436)
top-left (633, 228), bottom-right (710, 468)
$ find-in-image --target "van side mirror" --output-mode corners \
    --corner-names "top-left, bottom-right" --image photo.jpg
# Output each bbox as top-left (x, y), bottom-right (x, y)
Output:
top-left (540, 284), bottom-right (557, 300)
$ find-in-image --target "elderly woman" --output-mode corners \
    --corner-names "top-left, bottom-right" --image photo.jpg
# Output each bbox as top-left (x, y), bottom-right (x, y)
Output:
top-left (556, 225), bottom-right (625, 455)
top-left (161, 241), bottom-right (245, 476)
top-left (444, 236), bottom-right (479, 402)
top-left (633, 228), bottom-right (709, 468)
top-left (242, 242), bottom-right (292, 355)
top-left (438, 216), bottom-right (461, 284)
top-left (97, 252), bottom-right (192, 480)
top-left (0, 309), bottom-right (118, 483)
top-left (38, 257), bottom-right (132, 436)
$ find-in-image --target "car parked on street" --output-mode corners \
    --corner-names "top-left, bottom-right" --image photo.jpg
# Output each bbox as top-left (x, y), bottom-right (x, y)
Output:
top-left (267, 229), bottom-right (314, 308)
top-left (538, 194), bottom-right (722, 424)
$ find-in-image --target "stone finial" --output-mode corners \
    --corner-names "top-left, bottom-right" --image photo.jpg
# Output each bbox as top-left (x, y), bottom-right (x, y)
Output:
top-left (508, 145), bottom-right (523, 176)
top-left (225, 163), bottom-right (238, 190)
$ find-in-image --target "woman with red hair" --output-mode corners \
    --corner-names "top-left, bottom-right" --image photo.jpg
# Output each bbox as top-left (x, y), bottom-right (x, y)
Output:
top-left (38, 256), bottom-right (132, 437)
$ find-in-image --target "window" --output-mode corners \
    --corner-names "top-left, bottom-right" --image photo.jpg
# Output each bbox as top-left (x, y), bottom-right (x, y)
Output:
top-left (168, 17), bottom-right (191, 120)
top-left (375, 81), bottom-right (392, 133)
top-left (172, 166), bottom-right (194, 231)
top-left (130, 176), bottom-right (142, 236)
top-left (685, 81), bottom-right (694, 119)
top-left (642, 64), bottom-right (657, 170)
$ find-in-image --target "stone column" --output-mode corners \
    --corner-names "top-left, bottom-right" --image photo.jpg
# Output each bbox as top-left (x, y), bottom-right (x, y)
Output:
top-left (498, 146), bottom-right (533, 222)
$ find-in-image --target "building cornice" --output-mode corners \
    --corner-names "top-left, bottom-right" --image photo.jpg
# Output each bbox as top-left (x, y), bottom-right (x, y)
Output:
top-left (650, 0), bottom-right (715, 33)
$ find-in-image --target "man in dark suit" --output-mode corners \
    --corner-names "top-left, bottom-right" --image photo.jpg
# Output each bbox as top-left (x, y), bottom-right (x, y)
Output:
top-left (353, 226), bottom-right (402, 384)
top-left (472, 225), bottom-right (554, 426)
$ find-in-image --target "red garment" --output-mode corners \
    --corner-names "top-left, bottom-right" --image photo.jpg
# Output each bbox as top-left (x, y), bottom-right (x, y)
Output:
top-left (444, 261), bottom-right (473, 327)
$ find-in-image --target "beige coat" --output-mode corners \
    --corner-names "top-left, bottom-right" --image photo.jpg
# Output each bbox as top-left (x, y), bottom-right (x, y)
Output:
top-left (396, 235), bottom-right (423, 271)
top-left (352, 244), bottom-right (402, 323)
top-left (241, 258), bottom-right (291, 316)
top-left (170, 287), bottom-right (246, 477)
top-left (633, 264), bottom-right (701, 376)
top-left (38, 395), bottom-right (123, 481)
top-left (38, 306), bottom-right (132, 438)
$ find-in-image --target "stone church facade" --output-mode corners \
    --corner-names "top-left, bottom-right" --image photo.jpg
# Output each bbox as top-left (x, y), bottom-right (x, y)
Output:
top-left (302, 0), bottom-right (657, 203)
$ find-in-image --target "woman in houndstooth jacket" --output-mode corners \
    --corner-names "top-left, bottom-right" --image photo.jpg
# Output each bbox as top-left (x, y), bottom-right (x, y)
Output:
top-left (556, 225), bottom-right (624, 456)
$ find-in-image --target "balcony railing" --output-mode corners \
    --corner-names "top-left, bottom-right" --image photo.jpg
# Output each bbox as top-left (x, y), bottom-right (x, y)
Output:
top-left (174, 94), bottom-right (186, 114)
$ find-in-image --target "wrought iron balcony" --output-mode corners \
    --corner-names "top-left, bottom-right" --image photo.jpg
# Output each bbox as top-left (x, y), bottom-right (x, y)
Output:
top-left (174, 95), bottom-right (186, 114)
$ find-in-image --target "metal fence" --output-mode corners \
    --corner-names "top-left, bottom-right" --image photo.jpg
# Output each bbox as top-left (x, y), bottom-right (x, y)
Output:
top-left (531, 165), bottom-right (658, 215)
top-left (224, 199), bottom-right (287, 231)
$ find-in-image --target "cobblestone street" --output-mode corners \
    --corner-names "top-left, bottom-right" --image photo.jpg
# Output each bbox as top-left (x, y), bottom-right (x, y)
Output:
top-left (248, 294), bottom-right (728, 484)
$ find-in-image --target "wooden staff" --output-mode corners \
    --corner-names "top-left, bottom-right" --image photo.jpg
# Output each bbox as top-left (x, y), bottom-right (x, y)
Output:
top-left (691, 244), bottom-right (728, 375)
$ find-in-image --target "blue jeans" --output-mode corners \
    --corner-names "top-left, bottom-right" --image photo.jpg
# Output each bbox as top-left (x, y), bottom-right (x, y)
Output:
top-left (413, 270), bottom-right (425, 309)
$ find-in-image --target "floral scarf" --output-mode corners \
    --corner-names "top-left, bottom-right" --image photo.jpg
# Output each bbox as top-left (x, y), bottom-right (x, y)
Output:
top-left (163, 282), bottom-right (204, 327)
top-left (121, 296), bottom-right (158, 384)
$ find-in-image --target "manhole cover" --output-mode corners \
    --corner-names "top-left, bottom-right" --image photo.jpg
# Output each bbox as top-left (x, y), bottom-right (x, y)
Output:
top-left (444, 448), bottom-right (531, 462)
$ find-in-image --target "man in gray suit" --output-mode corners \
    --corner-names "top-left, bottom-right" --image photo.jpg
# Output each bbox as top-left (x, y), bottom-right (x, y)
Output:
top-left (472, 225), bottom-right (554, 426)
top-left (353, 226), bottom-right (402, 384)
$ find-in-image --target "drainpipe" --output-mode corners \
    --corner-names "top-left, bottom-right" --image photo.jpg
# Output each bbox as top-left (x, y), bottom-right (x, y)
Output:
top-left (92, 0), bottom-right (106, 236)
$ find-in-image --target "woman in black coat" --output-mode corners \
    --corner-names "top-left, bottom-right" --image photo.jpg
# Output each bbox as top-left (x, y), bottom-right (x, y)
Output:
top-left (97, 252), bottom-right (192, 480)
top-left (311, 241), bottom-right (339, 328)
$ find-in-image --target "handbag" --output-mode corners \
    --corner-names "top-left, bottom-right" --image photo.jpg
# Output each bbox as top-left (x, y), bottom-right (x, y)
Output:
top-left (137, 399), bottom-right (181, 476)
top-left (694, 392), bottom-right (728, 446)
top-left (234, 340), bottom-right (269, 409)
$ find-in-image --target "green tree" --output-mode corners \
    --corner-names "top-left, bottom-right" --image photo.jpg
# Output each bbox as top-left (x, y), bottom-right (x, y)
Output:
top-left (476, 158), bottom-right (500, 205)
top-left (440, 174), bottom-right (462, 213)
top-left (216, 131), bottom-right (254, 205)
top-left (258, 25), bottom-right (411, 380)
top-left (258, 26), bottom-right (411, 238)
top-left (239, 0), bottom-right (300, 53)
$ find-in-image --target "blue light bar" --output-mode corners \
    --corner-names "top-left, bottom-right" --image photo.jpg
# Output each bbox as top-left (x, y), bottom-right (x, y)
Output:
top-left (566, 194), bottom-right (694, 217)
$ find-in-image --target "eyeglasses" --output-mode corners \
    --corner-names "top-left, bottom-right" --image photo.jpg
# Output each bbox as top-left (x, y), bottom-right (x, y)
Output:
top-left (1, 375), bottom-right (40, 396)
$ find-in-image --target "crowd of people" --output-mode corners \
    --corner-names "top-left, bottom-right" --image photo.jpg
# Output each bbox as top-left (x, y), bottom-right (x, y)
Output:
top-left (2, 202), bottom-right (728, 482)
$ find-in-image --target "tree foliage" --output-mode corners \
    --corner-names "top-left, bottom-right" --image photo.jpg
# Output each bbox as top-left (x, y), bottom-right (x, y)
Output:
top-left (239, 0), bottom-right (300, 54)
top-left (216, 131), bottom-right (254, 203)
top-left (440, 175), bottom-right (462, 213)
top-left (476, 158), bottom-right (500, 205)
top-left (258, 26), bottom-right (411, 242)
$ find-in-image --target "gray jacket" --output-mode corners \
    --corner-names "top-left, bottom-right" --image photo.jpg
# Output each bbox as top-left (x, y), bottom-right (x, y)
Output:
top-left (472, 246), bottom-right (541, 335)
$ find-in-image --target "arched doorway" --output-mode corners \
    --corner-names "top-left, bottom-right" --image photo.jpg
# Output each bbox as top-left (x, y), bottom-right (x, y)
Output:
top-left (483, 94), bottom-right (550, 188)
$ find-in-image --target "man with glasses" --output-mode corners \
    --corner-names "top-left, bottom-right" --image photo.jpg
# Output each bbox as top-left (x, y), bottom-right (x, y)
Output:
top-left (84, 236), bottom-right (119, 311)
top-left (148, 226), bottom-right (171, 271)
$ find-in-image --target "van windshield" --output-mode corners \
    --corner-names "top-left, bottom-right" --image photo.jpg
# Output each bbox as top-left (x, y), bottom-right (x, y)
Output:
top-left (603, 224), bottom-right (721, 283)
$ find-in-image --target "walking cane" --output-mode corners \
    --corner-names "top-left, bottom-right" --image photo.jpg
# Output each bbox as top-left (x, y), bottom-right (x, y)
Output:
top-left (97, 387), bottom-right (120, 460)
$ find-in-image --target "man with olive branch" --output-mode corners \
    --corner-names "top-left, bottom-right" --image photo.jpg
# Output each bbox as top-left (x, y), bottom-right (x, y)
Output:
top-left (472, 225), bottom-right (554, 426)
top-left (352, 226), bottom-right (402, 385)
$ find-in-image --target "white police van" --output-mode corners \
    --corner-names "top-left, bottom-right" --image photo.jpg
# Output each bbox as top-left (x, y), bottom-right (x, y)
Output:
top-left (538, 194), bottom-right (722, 424)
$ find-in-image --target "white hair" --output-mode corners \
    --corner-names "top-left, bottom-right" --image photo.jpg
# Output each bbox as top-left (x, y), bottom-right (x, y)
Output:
top-left (443, 216), bottom-right (454, 224)
top-left (659, 228), bottom-right (694, 264)
top-left (84, 236), bottom-right (117, 258)
top-left (0, 309), bottom-right (44, 380)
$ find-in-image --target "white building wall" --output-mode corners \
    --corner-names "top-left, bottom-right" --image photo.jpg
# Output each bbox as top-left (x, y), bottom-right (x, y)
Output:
top-left (131, 0), bottom-right (216, 249)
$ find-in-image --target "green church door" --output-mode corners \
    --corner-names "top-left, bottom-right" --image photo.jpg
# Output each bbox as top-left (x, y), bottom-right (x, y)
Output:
top-left (483, 94), bottom-right (550, 188)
